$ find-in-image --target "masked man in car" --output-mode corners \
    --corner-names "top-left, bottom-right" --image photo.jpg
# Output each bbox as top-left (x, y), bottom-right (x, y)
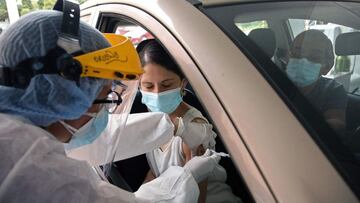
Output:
top-left (286, 29), bottom-right (347, 136)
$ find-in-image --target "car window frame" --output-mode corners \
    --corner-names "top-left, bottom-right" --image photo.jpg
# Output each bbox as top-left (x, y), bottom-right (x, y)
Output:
top-left (82, 3), bottom-right (261, 202)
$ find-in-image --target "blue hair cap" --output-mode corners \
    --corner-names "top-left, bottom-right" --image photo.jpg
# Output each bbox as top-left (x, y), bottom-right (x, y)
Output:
top-left (0, 10), bottom-right (110, 126)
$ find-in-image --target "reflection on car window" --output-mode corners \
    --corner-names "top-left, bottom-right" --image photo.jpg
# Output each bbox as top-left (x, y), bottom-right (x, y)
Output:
top-left (80, 15), bottom-right (91, 24)
top-left (115, 25), bottom-right (153, 46)
top-left (235, 20), bottom-right (268, 35)
top-left (203, 1), bottom-right (360, 196)
top-left (287, 29), bottom-right (347, 135)
top-left (288, 19), bottom-right (360, 95)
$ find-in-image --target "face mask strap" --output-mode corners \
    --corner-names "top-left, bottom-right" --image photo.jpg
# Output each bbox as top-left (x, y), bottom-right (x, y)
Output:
top-left (84, 112), bottom-right (97, 118)
top-left (84, 105), bottom-right (106, 117)
top-left (59, 120), bottom-right (77, 135)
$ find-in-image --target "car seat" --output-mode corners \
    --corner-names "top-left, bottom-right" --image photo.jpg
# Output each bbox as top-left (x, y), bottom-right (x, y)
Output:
top-left (248, 28), bottom-right (276, 58)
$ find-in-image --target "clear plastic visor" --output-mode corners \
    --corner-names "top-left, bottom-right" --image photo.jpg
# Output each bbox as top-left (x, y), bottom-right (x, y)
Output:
top-left (65, 80), bottom-right (138, 177)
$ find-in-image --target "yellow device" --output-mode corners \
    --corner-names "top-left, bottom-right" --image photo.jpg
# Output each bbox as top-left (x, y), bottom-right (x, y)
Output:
top-left (75, 34), bottom-right (144, 80)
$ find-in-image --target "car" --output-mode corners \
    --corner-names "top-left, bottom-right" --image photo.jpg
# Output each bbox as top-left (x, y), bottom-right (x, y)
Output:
top-left (80, 1), bottom-right (360, 202)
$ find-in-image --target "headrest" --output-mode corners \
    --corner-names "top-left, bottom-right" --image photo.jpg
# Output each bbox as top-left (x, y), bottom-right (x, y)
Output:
top-left (335, 32), bottom-right (360, 56)
top-left (248, 28), bottom-right (276, 57)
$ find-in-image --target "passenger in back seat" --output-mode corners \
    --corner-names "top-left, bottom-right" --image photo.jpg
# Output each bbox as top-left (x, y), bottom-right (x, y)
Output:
top-left (137, 39), bottom-right (242, 203)
top-left (286, 29), bottom-right (348, 136)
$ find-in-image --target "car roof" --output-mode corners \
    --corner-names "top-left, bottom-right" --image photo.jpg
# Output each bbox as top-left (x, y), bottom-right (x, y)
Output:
top-left (82, 0), bottom-right (360, 9)
top-left (200, 0), bottom-right (283, 6)
top-left (199, 0), bottom-right (360, 6)
top-left (81, 0), bottom-right (360, 30)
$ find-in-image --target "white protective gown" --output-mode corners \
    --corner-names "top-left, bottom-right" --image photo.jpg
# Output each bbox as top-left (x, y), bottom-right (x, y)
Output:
top-left (0, 113), bottom-right (199, 203)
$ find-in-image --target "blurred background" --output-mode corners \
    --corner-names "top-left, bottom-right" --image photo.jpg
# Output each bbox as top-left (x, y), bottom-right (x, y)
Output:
top-left (0, 0), bottom-right (88, 33)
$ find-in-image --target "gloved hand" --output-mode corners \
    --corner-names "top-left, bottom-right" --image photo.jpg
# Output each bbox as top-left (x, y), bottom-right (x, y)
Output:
top-left (183, 149), bottom-right (221, 183)
top-left (175, 117), bottom-right (216, 150)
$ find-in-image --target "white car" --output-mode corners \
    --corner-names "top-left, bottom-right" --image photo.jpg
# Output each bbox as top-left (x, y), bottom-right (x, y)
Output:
top-left (81, 1), bottom-right (360, 202)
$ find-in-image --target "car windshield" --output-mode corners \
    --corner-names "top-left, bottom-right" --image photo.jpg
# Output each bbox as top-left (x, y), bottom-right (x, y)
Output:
top-left (201, 1), bottom-right (360, 197)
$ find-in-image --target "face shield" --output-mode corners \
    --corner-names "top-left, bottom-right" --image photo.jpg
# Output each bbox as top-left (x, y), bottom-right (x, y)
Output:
top-left (60, 3), bottom-right (144, 159)
top-left (62, 33), bottom-right (145, 176)
top-left (65, 79), bottom-right (140, 176)
top-left (65, 78), bottom-right (175, 178)
top-left (66, 81), bottom-right (176, 179)
top-left (0, 0), bottom-right (151, 179)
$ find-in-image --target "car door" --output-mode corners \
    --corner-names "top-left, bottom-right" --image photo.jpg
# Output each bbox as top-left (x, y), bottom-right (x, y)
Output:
top-left (81, 2), bottom-right (267, 202)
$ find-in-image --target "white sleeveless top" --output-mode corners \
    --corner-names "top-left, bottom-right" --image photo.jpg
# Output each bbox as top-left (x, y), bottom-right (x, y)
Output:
top-left (146, 108), bottom-right (242, 203)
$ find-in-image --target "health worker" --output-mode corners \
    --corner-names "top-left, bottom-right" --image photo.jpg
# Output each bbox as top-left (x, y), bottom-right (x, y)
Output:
top-left (0, 1), bottom-right (221, 202)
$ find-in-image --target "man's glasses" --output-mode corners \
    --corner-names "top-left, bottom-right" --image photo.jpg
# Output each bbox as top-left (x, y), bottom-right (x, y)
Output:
top-left (93, 82), bottom-right (128, 113)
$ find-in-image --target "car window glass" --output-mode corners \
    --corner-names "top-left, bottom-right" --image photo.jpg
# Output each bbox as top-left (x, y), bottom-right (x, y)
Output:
top-left (288, 19), bottom-right (360, 95)
top-left (203, 1), bottom-right (360, 196)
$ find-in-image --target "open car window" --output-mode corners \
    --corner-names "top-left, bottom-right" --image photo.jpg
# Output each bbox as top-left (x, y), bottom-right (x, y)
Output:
top-left (94, 13), bottom-right (253, 202)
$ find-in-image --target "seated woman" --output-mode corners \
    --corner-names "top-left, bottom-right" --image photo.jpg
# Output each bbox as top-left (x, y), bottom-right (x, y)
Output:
top-left (137, 39), bottom-right (241, 203)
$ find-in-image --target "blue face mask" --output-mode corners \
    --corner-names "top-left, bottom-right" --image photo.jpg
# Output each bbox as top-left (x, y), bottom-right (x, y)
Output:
top-left (61, 107), bottom-right (109, 150)
top-left (286, 58), bottom-right (322, 87)
top-left (140, 87), bottom-right (183, 114)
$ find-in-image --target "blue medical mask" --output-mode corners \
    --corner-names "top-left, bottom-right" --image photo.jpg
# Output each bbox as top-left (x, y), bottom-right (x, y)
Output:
top-left (286, 58), bottom-right (322, 87)
top-left (140, 87), bottom-right (183, 114)
top-left (61, 107), bottom-right (109, 150)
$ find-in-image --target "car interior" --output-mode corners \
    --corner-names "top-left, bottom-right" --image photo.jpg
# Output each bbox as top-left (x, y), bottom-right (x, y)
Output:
top-left (202, 0), bottom-right (360, 196)
top-left (97, 14), bottom-right (255, 203)
top-left (229, 2), bottom-right (360, 152)
top-left (335, 32), bottom-right (360, 152)
top-left (248, 28), bottom-right (276, 59)
top-left (249, 26), bottom-right (360, 146)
